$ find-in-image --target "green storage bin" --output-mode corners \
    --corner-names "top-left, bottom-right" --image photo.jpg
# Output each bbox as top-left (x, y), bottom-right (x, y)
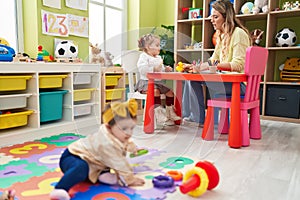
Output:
top-left (39, 90), bottom-right (68, 123)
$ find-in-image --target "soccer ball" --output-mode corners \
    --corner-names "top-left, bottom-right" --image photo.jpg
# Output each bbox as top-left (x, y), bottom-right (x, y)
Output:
top-left (55, 40), bottom-right (78, 58)
top-left (275, 28), bottom-right (297, 47)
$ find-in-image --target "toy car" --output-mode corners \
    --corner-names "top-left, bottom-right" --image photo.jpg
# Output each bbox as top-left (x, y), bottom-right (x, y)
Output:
top-left (0, 44), bottom-right (15, 62)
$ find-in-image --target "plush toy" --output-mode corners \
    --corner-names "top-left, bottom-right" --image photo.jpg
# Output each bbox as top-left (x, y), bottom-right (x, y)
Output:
top-left (283, 1), bottom-right (292, 11)
top-left (89, 43), bottom-right (105, 64)
top-left (0, 189), bottom-right (16, 200)
top-left (250, 29), bottom-right (264, 46)
top-left (252, 0), bottom-right (269, 14)
top-left (102, 51), bottom-right (114, 67)
top-left (280, 57), bottom-right (300, 81)
top-left (241, 2), bottom-right (254, 14)
top-left (292, 1), bottom-right (300, 9)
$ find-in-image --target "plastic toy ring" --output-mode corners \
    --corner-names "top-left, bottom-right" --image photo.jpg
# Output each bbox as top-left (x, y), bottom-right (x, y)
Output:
top-left (183, 167), bottom-right (209, 197)
top-left (152, 175), bottom-right (174, 188)
top-left (166, 170), bottom-right (183, 181)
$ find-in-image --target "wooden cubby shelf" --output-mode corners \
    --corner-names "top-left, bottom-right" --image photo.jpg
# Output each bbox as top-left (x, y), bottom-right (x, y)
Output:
top-left (175, 0), bottom-right (300, 123)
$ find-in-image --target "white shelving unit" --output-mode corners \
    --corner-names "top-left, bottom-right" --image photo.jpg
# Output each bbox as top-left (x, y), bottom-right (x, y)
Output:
top-left (0, 63), bottom-right (101, 146)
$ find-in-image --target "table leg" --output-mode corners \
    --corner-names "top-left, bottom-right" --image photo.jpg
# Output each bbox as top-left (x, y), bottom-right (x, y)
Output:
top-left (144, 78), bottom-right (154, 133)
top-left (174, 80), bottom-right (182, 124)
top-left (228, 82), bottom-right (242, 148)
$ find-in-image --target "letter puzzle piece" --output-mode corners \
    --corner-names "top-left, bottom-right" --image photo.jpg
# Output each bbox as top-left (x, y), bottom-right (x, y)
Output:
top-left (38, 133), bottom-right (85, 147)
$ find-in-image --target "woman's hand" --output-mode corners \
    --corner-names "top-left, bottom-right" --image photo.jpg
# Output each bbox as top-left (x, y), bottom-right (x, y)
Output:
top-left (190, 62), bottom-right (210, 73)
top-left (183, 63), bottom-right (193, 73)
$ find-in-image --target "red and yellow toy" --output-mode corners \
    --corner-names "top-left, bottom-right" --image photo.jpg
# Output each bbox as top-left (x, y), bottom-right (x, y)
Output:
top-left (179, 160), bottom-right (219, 197)
top-left (176, 62), bottom-right (184, 72)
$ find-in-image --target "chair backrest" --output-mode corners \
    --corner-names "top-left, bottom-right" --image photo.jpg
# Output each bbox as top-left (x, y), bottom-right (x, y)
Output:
top-left (244, 46), bottom-right (268, 102)
top-left (121, 50), bottom-right (142, 93)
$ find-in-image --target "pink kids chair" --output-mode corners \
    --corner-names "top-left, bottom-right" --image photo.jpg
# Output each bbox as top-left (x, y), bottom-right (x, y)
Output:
top-left (202, 46), bottom-right (268, 146)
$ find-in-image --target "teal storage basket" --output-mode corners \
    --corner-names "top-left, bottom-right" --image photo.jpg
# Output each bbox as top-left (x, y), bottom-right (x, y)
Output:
top-left (39, 90), bottom-right (68, 123)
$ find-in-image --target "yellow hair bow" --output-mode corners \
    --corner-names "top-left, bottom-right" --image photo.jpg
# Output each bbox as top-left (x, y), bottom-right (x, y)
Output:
top-left (102, 99), bottom-right (138, 124)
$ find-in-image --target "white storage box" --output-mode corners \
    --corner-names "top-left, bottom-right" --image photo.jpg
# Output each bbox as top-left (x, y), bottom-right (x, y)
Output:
top-left (73, 73), bottom-right (94, 85)
top-left (74, 103), bottom-right (94, 117)
top-left (0, 93), bottom-right (32, 110)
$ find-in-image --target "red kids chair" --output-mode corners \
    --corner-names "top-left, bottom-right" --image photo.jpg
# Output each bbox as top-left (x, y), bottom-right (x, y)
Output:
top-left (202, 46), bottom-right (268, 146)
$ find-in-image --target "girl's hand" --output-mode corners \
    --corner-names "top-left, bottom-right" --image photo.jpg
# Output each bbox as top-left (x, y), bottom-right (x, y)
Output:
top-left (165, 66), bottom-right (173, 72)
top-left (154, 64), bottom-right (162, 72)
top-left (129, 177), bottom-right (145, 186)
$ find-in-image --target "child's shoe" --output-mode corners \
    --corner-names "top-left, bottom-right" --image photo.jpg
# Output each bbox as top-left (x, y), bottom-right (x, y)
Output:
top-left (49, 189), bottom-right (70, 200)
top-left (164, 119), bottom-right (175, 126)
top-left (154, 106), bottom-right (167, 124)
top-left (166, 105), bottom-right (181, 121)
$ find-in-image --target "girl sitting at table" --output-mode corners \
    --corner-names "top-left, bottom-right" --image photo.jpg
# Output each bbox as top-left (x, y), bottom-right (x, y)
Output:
top-left (182, 0), bottom-right (251, 127)
top-left (135, 33), bottom-right (181, 126)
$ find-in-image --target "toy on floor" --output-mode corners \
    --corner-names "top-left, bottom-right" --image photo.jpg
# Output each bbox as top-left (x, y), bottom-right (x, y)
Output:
top-left (165, 170), bottom-right (183, 181)
top-left (179, 160), bottom-right (219, 197)
top-left (152, 175), bottom-right (174, 188)
top-left (0, 189), bottom-right (16, 200)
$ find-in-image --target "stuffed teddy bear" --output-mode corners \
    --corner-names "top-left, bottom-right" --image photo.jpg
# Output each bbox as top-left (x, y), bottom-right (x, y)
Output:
top-left (250, 29), bottom-right (264, 46)
top-left (252, 0), bottom-right (269, 14)
top-left (89, 43), bottom-right (105, 64)
top-left (0, 189), bottom-right (16, 200)
top-left (102, 52), bottom-right (114, 67)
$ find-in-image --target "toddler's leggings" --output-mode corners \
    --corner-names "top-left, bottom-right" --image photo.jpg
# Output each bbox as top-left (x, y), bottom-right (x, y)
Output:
top-left (54, 148), bottom-right (89, 191)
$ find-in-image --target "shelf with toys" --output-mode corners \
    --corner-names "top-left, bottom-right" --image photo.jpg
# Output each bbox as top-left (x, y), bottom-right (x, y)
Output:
top-left (175, 0), bottom-right (300, 122)
top-left (101, 67), bottom-right (126, 112)
top-left (0, 63), bottom-right (101, 147)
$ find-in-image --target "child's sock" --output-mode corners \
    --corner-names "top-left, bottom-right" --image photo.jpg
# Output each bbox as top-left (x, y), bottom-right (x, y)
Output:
top-left (98, 172), bottom-right (118, 185)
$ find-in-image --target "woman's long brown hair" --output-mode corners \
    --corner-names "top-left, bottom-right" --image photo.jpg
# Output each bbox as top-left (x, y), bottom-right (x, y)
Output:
top-left (212, 0), bottom-right (251, 60)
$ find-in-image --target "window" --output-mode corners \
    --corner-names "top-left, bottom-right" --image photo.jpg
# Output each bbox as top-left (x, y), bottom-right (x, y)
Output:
top-left (0, 0), bottom-right (23, 52)
top-left (89, 0), bottom-right (126, 64)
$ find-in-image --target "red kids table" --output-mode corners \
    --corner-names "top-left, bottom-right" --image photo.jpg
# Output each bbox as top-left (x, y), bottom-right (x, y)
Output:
top-left (143, 72), bottom-right (247, 148)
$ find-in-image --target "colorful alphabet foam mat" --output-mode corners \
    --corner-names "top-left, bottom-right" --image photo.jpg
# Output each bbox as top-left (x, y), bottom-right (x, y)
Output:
top-left (0, 133), bottom-right (199, 200)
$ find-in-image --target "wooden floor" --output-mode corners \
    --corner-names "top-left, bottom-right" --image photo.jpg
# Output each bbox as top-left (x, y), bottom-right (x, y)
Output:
top-left (2, 118), bottom-right (299, 199)
top-left (127, 119), bottom-right (300, 200)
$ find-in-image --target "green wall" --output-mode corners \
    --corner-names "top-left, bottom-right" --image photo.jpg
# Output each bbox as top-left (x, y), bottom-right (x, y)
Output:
top-left (23, 0), bottom-right (89, 60)
top-left (127, 0), bottom-right (175, 49)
